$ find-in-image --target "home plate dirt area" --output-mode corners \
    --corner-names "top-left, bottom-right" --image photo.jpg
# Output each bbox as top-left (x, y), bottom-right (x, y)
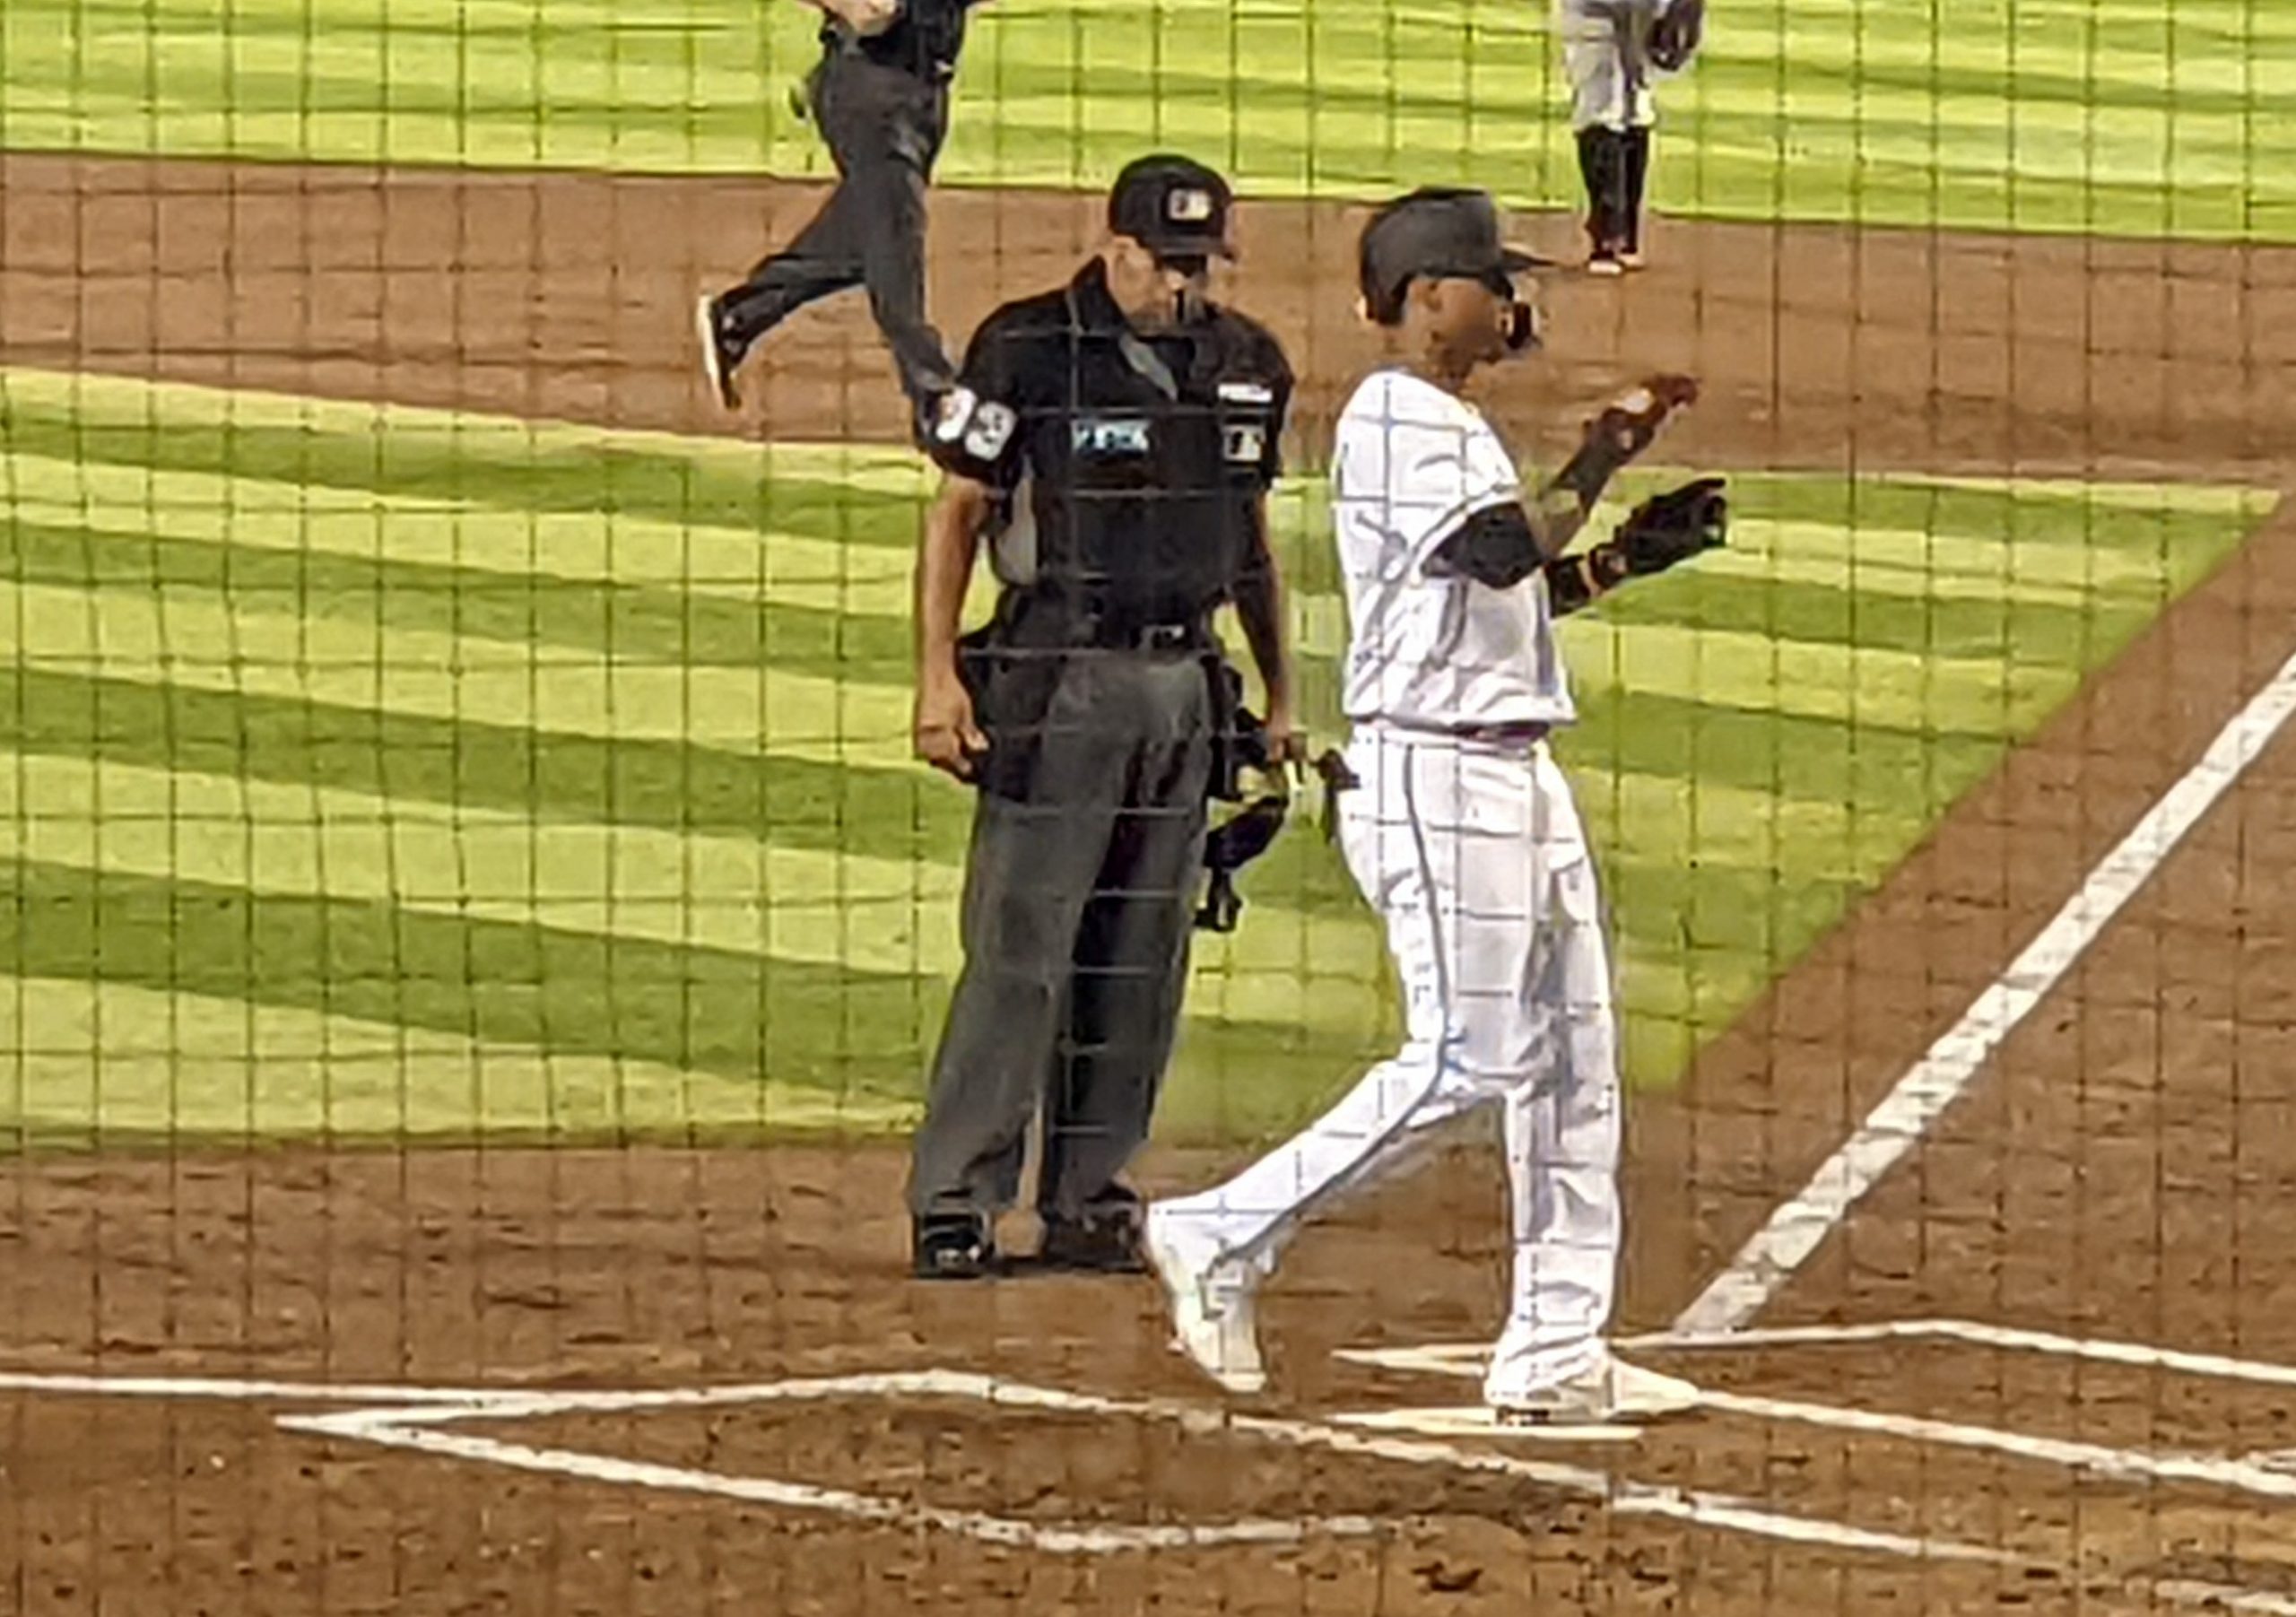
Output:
top-left (4, 154), bottom-right (2296, 1613)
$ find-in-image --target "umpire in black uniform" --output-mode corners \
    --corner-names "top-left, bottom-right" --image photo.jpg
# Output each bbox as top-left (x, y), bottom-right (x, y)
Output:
top-left (695, 0), bottom-right (983, 428)
top-left (905, 155), bottom-right (1300, 1280)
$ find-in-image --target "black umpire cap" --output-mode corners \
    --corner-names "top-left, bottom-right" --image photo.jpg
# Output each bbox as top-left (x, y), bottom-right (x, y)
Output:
top-left (1109, 154), bottom-right (1236, 263)
top-left (1359, 187), bottom-right (1553, 317)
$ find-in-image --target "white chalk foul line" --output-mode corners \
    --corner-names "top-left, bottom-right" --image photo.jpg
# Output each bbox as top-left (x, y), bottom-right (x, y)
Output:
top-left (2153, 1579), bottom-right (2296, 1616)
top-left (1616, 1318), bottom-right (2296, 1390)
top-left (1340, 1340), bottom-right (2296, 1501)
top-left (1674, 642), bottom-right (2296, 1337)
top-left (0, 1369), bottom-right (524, 1404)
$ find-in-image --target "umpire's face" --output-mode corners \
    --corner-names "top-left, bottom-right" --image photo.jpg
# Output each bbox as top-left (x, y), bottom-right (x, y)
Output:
top-left (1105, 237), bottom-right (1216, 332)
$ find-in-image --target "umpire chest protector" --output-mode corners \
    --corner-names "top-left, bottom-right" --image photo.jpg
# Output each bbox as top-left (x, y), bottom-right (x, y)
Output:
top-left (932, 259), bottom-right (1292, 641)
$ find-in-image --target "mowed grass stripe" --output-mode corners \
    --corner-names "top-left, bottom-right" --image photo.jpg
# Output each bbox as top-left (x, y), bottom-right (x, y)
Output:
top-left (13, 446), bottom-right (2221, 627)
top-left (0, 509), bottom-right (917, 685)
top-left (0, 372), bottom-right (936, 547)
top-left (0, 848), bottom-right (1709, 1145)
top-left (0, 663), bottom-right (970, 862)
top-left (0, 749), bottom-right (1393, 1031)
top-left (0, 703), bottom-right (1925, 1077)
top-left (0, 739), bottom-right (1896, 1022)
top-left (0, 664), bottom-right (1958, 910)
top-left (1, 577), bottom-right (915, 768)
top-left (0, 975), bottom-right (915, 1143)
top-left (10, 0), bottom-right (2283, 239)
top-left (0, 854), bottom-right (1401, 1118)
top-left (4, 453), bottom-right (927, 609)
top-left (0, 577), bottom-right (1946, 874)
top-left (5, 488), bottom-right (2173, 709)
top-left (4, 509), bottom-right (2109, 753)
top-left (0, 853), bottom-right (951, 1095)
top-left (1, 367), bottom-right (2270, 1115)
top-left (0, 368), bottom-right (2267, 535)
top-left (9, 460), bottom-right (2213, 716)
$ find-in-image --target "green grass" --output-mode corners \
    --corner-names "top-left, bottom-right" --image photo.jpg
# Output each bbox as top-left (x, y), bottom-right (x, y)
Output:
top-left (1, 0), bottom-right (2287, 241)
top-left (0, 365), bottom-right (2272, 1147)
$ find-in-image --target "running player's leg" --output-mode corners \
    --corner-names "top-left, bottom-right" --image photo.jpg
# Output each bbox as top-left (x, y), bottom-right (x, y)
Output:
top-left (1481, 752), bottom-right (1622, 1404)
top-left (1152, 738), bottom-right (1542, 1278)
top-left (847, 90), bottom-right (958, 417)
top-left (715, 55), bottom-right (950, 363)
top-left (1483, 748), bottom-right (1693, 1422)
top-left (717, 188), bottom-right (867, 348)
top-left (712, 65), bottom-right (869, 359)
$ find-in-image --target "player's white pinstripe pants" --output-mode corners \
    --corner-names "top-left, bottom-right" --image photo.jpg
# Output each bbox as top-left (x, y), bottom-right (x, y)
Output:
top-left (1158, 726), bottom-right (1622, 1404)
top-left (1559, 0), bottom-right (1665, 133)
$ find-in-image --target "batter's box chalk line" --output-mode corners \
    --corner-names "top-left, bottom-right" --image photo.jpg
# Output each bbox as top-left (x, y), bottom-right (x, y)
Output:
top-left (2, 1361), bottom-right (1988, 1564)
top-left (1341, 1317), bottom-right (2296, 1504)
top-left (1326, 1404), bottom-right (1642, 1444)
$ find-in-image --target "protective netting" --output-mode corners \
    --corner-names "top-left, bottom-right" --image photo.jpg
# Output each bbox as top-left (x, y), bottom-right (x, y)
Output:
top-left (0, 0), bottom-right (2290, 1610)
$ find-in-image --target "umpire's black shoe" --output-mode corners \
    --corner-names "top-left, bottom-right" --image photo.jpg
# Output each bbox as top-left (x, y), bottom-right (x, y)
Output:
top-left (1034, 1212), bottom-right (1147, 1274)
top-left (911, 1213), bottom-right (997, 1281)
top-left (694, 293), bottom-right (745, 411)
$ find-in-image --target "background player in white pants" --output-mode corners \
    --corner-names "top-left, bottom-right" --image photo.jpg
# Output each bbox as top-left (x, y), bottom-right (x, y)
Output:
top-left (1144, 187), bottom-right (1730, 1423)
top-left (1559, 0), bottom-right (1703, 273)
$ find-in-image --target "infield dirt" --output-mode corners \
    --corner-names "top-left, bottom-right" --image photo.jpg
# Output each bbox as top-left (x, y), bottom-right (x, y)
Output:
top-left (3, 152), bottom-right (2295, 1613)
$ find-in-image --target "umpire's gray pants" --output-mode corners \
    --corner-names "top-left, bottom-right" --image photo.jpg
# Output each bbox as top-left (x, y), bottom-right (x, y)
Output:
top-left (907, 649), bottom-right (1214, 1224)
top-left (1559, 0), bottom-right (1664, 131)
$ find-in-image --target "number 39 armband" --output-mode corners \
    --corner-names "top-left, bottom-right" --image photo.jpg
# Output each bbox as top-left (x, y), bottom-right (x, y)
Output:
top-left (930, 387), bottom-right (1019, 470)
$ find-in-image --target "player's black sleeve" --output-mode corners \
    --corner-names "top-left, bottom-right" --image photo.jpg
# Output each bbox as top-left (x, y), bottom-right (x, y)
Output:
top-left (925, 308), bottom-right (1031, 488)
top-left (1426, 503), bottom-right (1540, 589)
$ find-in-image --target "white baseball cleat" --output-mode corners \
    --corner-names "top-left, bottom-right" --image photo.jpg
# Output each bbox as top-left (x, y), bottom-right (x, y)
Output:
top-left (694, 292), bottom-right (742, 412)
top-left (1143, 1207), bottom-right (1265, 1395)
top-left (1492, 1353), bottom-right (1700, 1427)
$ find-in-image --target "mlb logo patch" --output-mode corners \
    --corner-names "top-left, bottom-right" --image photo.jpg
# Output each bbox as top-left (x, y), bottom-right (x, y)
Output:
top-left (1166, 187), bottom-right (1214, 224)
top-left (1222, 422), bottom-right (1266, 464)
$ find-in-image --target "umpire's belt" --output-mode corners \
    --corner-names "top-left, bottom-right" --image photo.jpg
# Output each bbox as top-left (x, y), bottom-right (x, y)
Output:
top-left (1073, 617), bottom-right (1214, 654)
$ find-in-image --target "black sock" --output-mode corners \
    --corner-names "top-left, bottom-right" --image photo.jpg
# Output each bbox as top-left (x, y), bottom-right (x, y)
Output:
top-left (1622, 126), bottom-right (1652, 253)
top-left (1576, 126), bottom-right (1622, 252)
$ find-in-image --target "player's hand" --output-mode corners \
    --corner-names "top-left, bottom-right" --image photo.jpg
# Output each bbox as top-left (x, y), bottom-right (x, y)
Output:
top-left (1260, 701), bottom-right (1307, 783)
top-left (1591, 373), bottom-right (1699, 461)
top-left (914, 674), bottom-right (987, 781)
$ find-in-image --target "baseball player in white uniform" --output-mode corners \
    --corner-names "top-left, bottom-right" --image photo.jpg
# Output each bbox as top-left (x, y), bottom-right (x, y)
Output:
top-left (1559, 0), bottom-right (1703, 273)
top-left (1143, 187), bottom-right (1729, 1424)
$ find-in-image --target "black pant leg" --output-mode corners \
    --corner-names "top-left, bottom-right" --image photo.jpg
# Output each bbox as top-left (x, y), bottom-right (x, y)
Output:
top-left (718, 59), bottom-right (952, 409)
top-left (906, 665), bottom-right (1125, 1221)
top-left (716, 183), bottom-right (870, 348)
top-left (1576, 125), bottom-right (1618, 251)
top-left (1035, 656), bottom-right (1214, 1223)
top-left (850, 124), bottom-right (956, 410)
top-left (1621, 126), bottom-right (1651, 253)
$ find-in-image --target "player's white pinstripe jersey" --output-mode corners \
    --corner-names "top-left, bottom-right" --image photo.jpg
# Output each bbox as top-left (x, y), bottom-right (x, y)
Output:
top-left (1329, 368), bottom-right (1576, 732)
